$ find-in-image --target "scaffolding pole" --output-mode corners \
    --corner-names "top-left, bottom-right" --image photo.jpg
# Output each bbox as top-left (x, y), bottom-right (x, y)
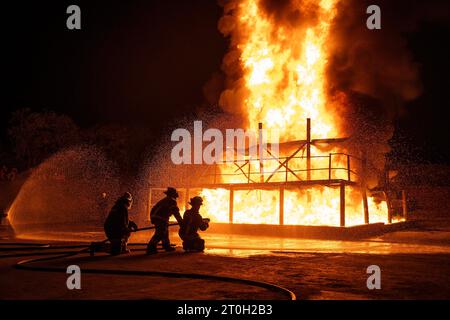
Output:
top-left (306, 118), bottom-right (311, 181)
top-left (258, 122), bottom-right (264, 183)
top-left (340, 181), bottom-right (346, 227)
top-left (361, 152), bottom-right (369, 224)
top-left (279, 187), bottom-right (285, 225)
top-left (385, 191), bottom-right (393, 224)
top-left (362, 188), bottom-right (369, 224)
top-left (229, 189), bottom-right (234, 224)
top-left (402, 190), bottom-right (408, 221)
top-left (306, 118), bottom-right (312, 203)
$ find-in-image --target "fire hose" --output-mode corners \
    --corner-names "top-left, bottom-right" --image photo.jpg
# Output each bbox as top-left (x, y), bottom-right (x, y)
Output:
top-left (87, 219), bottom-right (209, 254)
top-left (0, 223), bottom-right (297, 300)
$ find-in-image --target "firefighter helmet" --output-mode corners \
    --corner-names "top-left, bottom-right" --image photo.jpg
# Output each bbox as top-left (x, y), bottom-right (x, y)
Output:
top-left (121, 192), bottom-right (132, 201)
top-left (189, 196), bottom-right (203, 206)
top-left (164, 187), bottom-right (179, 199)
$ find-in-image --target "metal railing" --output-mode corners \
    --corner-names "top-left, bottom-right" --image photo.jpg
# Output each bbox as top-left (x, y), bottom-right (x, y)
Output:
top-left (199, 152), bottom-right (363, 185)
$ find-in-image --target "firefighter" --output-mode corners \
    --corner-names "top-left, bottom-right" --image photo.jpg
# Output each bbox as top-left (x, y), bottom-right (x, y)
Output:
top-left (179, 196), bottom-right (209, 252)
top-left (146, 187), bottom-right (183, 254)
top-left (104, 192), bottom-right (138, 255)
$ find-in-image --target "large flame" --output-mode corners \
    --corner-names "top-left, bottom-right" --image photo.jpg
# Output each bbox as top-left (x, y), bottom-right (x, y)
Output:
top-left (200, 0), bottom-right (390, 226)
top-left (201, 187), bottom-right (389, 226)
top-left (240, 0), bottom-right (338, 140)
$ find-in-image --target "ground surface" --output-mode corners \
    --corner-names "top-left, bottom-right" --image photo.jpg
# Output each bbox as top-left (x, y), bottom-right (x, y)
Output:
top-left (1, 219), bottom-right (450, 300)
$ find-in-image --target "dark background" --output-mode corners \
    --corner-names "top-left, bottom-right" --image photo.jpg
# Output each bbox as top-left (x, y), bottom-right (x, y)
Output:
top-left (3, 0), bottom-right (225, 131)
top-left (2, 0), bottom-right (450, 168)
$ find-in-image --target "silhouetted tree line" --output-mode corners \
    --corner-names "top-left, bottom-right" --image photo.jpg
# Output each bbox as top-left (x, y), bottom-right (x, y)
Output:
top-left (3, 108), bottom-right (155, 177)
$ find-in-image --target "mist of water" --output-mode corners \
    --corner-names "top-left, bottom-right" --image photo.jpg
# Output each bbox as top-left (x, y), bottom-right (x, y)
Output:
top-left (9, 146), bottom-right (121, 235)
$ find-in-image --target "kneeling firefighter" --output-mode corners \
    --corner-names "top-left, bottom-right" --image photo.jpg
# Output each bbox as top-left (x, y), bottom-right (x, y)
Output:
top-left (147, 187), bottom-right (183, 254)
top-left (104, 192), bottom-right (138, 255)
top-left (179, 196), bottom-right (209, 252)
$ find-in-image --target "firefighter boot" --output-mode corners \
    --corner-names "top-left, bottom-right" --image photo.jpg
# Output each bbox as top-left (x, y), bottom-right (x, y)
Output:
top-left (121, 240), bottom-right (131, 254)
top-left (164, 245), bottom-right (176, 252)
top-left (146, 243), bottom-right (158, 255)
top-left (193, 238), bottom-right (205, 252)
top-left (110, 240), bottom-right (122, 256)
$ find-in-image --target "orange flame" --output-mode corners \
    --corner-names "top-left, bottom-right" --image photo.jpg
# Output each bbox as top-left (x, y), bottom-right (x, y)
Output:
top-left (236, 0), bottom-right (340, 140)
top-left (200, 0), bottom-right (391, 226)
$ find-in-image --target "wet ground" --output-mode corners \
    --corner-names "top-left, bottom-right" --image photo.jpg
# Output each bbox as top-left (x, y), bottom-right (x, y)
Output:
top-left (1, 220), bottom-right (450, 299)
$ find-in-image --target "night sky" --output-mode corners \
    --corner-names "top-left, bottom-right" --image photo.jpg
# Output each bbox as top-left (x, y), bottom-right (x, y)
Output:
top-left (3, 0), bottom-right (450, 164)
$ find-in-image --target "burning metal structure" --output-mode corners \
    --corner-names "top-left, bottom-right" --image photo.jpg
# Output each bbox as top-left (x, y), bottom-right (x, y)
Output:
top-left (149, 117), bottom-right (405, 228)
top-left (149, 0), bottom-right (407, 228)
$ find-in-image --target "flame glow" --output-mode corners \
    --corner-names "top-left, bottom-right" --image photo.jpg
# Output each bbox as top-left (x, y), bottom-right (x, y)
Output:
top-left (200, 0), bottom-right (391, 226)
top-left (239, 0), bottom-right (339, 139)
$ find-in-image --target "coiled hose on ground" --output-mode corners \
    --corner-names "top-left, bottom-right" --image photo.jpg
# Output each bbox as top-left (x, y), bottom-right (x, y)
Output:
top-left (0, 227), bottom-right (297, 300)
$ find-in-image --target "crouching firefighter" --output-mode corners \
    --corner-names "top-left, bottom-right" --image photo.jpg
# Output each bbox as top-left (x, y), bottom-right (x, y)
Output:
top-left (146, 187), bottom-right (183, 254)
top-left (104, 192), bottom-right (138, 255)
top-left (179, 196), bottom-right (209, 252)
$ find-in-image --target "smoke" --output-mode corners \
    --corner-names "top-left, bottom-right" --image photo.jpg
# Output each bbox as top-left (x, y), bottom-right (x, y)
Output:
top-left (215, 0), bottom-right (245, 117)
top-left (327, 0), bottom-right (425, 122)
top-left (258, 0), bottom-right (320, 28)
top-left (324, 0), bottom-right (449, 185)
top-left (328, 0), bottom-right (449, 132)
top-left (216, 0), bottom-right (439, 116)
top-left (213, 0), bottom-right (446, 187)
